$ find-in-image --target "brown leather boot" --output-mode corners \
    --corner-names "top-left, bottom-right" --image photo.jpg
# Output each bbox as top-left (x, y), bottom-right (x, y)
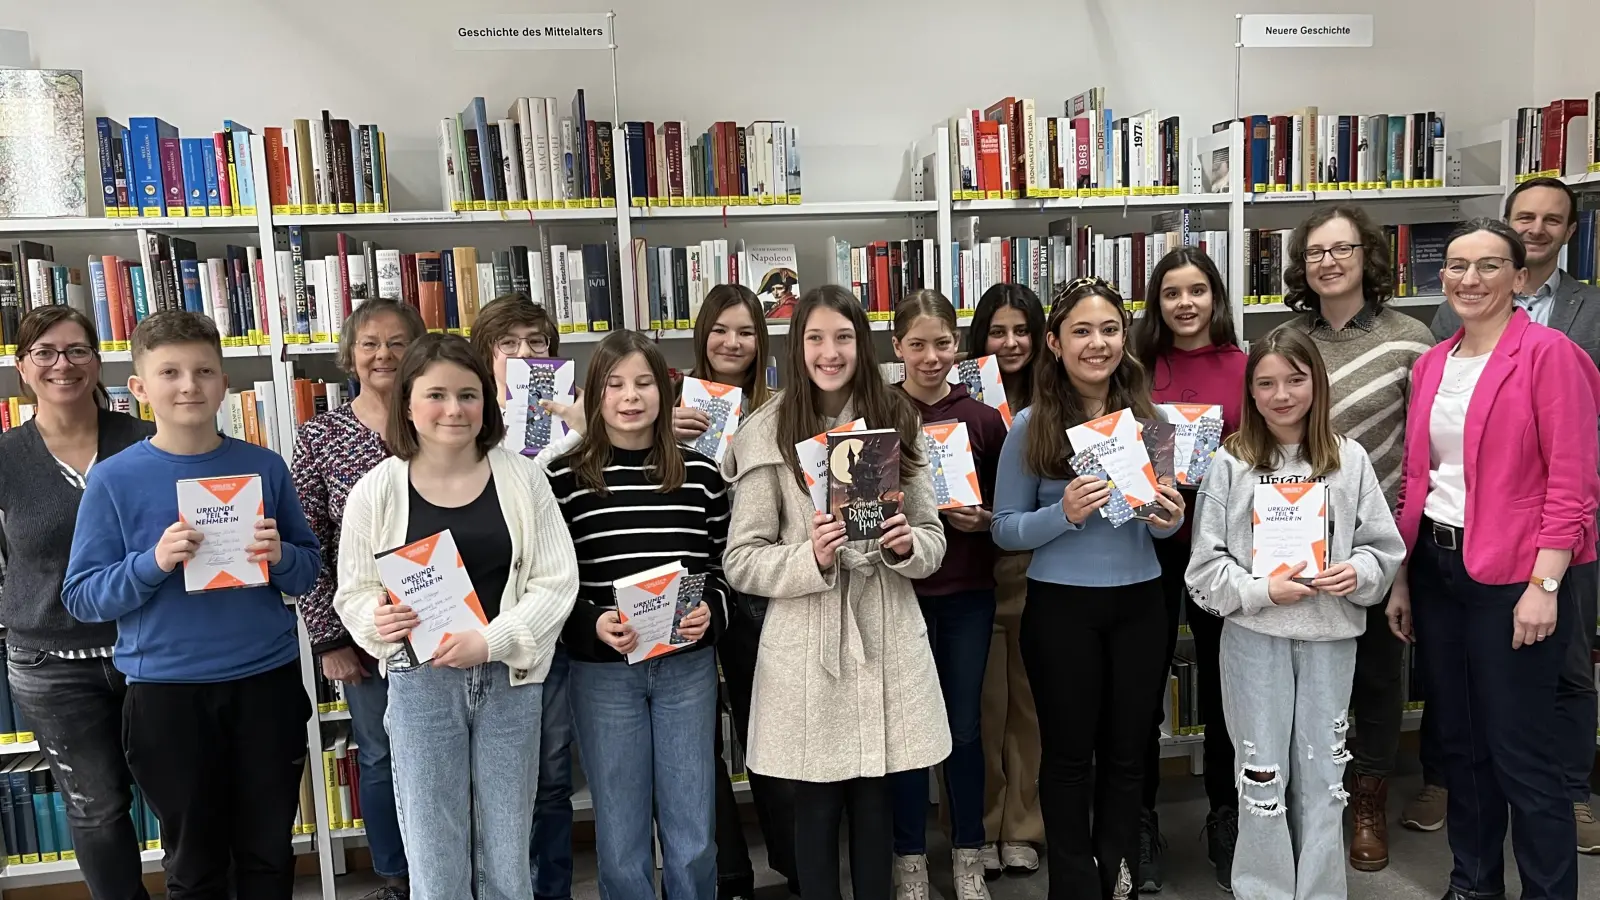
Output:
top-left (1349, 775), bottom-right (1390, 872)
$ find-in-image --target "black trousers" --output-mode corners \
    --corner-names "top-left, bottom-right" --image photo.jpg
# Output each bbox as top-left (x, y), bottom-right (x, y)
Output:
top-left (714, 594), bottom-right (797, 895)
top-left (123, 661), bottom-right (312, 900)
top-left (1021, 577), bottom-right (1169, 900)
top-left (1142, 537), bottom-right (1234, 814)
top-left (791, 776), bottom-right (891, 900)
top-left (7, 645), bottom-right (150, 900)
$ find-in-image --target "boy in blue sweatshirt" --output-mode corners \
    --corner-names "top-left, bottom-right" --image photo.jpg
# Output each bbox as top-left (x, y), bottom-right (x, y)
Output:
top-left (63, 310), bottom-right (320, 900)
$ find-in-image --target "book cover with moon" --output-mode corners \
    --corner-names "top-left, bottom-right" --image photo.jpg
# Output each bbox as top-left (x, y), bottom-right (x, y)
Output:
top-left (826, 429), bottom-right (903, 542)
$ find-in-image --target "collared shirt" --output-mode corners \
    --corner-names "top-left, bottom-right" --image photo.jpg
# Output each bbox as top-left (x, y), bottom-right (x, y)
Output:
top-left (1310, 299), bottom-right (1380, 335)
top-left (1517, 269), bottom-right (1561, 327)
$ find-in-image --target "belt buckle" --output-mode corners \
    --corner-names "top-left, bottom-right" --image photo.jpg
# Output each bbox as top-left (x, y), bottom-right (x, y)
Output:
top-left (1431, 522), bottom-right (1458, 551)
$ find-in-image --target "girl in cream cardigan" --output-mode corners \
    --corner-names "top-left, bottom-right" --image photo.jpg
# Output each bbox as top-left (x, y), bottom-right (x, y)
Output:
top-left (333, 334), bottom-right (578, 900)
top-left (722, 285), bottom-right (949, 900)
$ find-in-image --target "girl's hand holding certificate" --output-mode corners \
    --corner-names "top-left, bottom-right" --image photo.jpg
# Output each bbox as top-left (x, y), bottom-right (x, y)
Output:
top-left (1310, 562), bottom-right (1358, 597)
top-left (433, 631), bottom-right (489, 668)
top-left (1268, 563), bottom-right (1316, 606)
top-left (1141, 484), bottom-right (1186, 529)
top-left (596, 610), bottom-right (639, 655)
top-left (1061, 475), bottom-right (1111, 525)
top-left (675, 603), bottom-right (712, 642)
top-left (374, 603), bottom-right (420, 642)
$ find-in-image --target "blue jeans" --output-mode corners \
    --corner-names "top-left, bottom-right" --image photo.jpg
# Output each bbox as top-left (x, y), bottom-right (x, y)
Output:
top-left (891, 589), bottom-right (996, 854)
top-left (344, 670), bottom-right (406, 878)
top-left (387, 663), bottom-right (544, 900)
top-left (570, 649), bottom-right (718, 900)
top-left (530, 644), bottom-right (575, 900)
top-left (1411, 524), bottom-right (1576, 900)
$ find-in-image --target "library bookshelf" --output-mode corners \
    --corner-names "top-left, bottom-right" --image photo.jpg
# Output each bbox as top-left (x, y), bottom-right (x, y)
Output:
top-left (0, 114), bottom-right (1527, 898)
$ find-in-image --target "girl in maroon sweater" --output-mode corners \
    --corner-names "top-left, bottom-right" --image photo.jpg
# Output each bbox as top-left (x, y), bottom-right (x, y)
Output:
top-left (887, 290), bottom-right (1009, 900)
top-left (1129, 247), bottom-right (1248, 892)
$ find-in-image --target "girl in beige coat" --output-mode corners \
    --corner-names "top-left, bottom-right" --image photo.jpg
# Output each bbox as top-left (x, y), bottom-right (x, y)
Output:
top-left (723, 285), bottom-right (950, 900)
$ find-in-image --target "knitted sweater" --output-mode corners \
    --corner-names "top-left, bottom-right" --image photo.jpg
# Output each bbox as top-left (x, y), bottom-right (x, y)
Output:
top-left (1279, 305), bottom-right (1435, 510)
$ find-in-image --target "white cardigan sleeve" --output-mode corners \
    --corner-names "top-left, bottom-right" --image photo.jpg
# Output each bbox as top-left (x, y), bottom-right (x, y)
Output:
top-left (479, 452), bottom-right (580, 671)
top-left (331, 465), bottom-right (405, 663)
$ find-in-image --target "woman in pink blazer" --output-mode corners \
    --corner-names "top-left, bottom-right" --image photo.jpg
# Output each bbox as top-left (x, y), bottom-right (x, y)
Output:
top-left (1387, 218), bottom-right (1600, 900)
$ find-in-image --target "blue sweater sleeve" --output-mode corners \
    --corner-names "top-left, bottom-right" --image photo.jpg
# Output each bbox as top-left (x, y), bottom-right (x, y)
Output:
top-left (992, 410), bottom-right (1080, 551)
top-left (62, 473), bottom-right (169, 623)
top-left (264, 461), bottom-right (321, 598)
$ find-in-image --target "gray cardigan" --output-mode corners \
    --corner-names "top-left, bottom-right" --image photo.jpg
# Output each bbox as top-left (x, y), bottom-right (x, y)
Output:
top-left (0, 409), bottom-right (154, 652)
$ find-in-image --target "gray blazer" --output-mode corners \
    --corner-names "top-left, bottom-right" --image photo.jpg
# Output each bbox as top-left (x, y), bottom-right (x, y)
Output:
top-left (1429, 269), bottom-right (1600, 370)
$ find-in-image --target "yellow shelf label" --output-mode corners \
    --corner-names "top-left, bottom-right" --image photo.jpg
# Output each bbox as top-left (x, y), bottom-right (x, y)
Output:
top-left (675, 319), bottom-right (692, 330)
top-left (602, 198), bottom-right (616, 208)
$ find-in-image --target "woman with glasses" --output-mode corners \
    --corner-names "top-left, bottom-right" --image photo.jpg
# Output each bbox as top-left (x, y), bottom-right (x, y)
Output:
top-left (469, 294), bottom-right (588, 900)
top-left (0, 306), bottom-right (154, 900)
top-left (291, 298), bottom-right (427, 900)
top-left (1278, 205), bottom-right (1434, 873)
top-left (1386, 219), bottom-right (1600, 900)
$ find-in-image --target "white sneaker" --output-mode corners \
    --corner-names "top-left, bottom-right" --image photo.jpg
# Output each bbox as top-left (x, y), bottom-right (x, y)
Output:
top-left (978, 843), bottom-right (1003, 880)
top-left (952, 848), bottom-right (993, 900)
top-left (999, 841), bottom-right (1039, 873)
top-left (894, 854), bottom-right (931, 900)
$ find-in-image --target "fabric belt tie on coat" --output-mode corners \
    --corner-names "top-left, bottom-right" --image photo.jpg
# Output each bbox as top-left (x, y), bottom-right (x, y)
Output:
top-left (821, 547), bottom-right (882, 678)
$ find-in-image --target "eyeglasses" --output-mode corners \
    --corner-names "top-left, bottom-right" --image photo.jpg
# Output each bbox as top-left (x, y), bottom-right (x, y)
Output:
top-left (1303, 244), bottom-right (1362, 263)
top-left (1442, 257), bottom-right (1513, 280)
top-left (357, 339), bottom-right (409, 354)
top-left (496, 335), bottom-right (550, 356)
top-left (25, 345), bottom-right (96, 367)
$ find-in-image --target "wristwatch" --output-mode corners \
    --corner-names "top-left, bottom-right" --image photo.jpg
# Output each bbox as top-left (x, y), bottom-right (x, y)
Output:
top-left (1531, 576), bottom-right (1561, 593)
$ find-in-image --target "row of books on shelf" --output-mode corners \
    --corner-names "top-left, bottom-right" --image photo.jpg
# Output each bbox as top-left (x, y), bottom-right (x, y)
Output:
top-left (320, 734), bottom-right (363, 832)
top-left (441, 91), bottom-right (617, 213)
top-left (1238, 221), bottom-right (1458, 306)
top-left (950, 208), bottom-right (1228, 313)
top-left (946, 89), bottom-right (1221, 199)
top-left (1567, 197), bottom-right (1600, 285)
top-left (1513, 96), bottom-right (1600, 182)
top-left (1238, 109), bottom-right (1448, 193)
top-left (94, 111), bottom-right (389, 220)
top-left (622, 119), bottom-right (803, 207)
top-left (0, 757), bottom-right (161, 867)
top-left (0, 236), bottom-right (270, 353)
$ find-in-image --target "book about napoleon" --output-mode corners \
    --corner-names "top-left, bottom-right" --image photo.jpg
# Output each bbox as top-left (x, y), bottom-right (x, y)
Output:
top-left (826, 429), bottom-right (903, 542)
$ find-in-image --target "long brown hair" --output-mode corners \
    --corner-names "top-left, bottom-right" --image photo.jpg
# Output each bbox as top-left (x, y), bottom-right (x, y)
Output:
top-left (776, 285), bottom-right (923, 490)
top-left (1224, 328), bottom-right (1341, 477)
top-left (387, 333), bottom-right (506, 462)
top-left (964, 283), bottom-right (1044, 411)
top-left (572, 330), bottom-right (684, 495)
top-left (1130, 247), bottom-right (1239, 371)
top-left (1024, 279), bottom-right (1157, 480)
top-left (14, 306), bottom-right (109, 406)
top-left (689, 284), bottom-right (772, 413)
top-left (1283, 205), bottom-right (1396, 315)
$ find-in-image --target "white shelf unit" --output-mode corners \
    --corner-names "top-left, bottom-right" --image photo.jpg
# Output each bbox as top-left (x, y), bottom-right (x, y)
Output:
top-left (0, 117), bottom-right (1520, 899)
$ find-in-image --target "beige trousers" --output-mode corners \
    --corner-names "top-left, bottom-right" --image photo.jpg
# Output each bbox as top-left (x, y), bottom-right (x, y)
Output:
top-left (979, 552), bottom-right (1045, 844)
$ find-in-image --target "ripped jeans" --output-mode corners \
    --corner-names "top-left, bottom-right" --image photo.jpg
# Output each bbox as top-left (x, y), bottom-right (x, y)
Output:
top-left (1219, 620), bottom-right (1356, 900)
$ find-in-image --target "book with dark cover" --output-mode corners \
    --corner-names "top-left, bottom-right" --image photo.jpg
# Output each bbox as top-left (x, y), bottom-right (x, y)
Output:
top-left (827, 429), bottom-right (903, 542)
top-left (1137, 417), bottom-right (1177, 486)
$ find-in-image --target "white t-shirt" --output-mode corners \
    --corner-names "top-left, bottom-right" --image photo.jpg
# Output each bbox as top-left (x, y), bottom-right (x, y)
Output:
top-left (1423, 349), bottom-right (1491, 528)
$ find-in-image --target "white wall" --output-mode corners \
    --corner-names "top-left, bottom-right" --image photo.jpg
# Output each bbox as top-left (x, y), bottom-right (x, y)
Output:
top-left (1534, 0), bottom-right (1600, 101)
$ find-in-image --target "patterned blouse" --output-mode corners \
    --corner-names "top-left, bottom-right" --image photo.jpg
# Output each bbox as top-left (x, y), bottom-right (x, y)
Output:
top-left (291, 402), bottom-right (392, 652)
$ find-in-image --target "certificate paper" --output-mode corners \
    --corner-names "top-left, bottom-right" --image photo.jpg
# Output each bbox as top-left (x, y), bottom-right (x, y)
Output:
top-left (797, 418), bottom-right (866, 511)
top-left (177, 475), bottom-right (267, 593)
top-left (679, 377), bottom-right (744, 463)
top-left (1251, 482), bottom-right (1329, 580)
top-left (1159, 403), bottom-right (1224, 486)
top-left (614, 562), bottom-right (705, 665)
top-left (947, 355), bottom-right (1013, 427)
top-left (922, 420), bottom-right (982, 509)
top-left (503, 358), bottom-right (576, 457)
top-left (375, 530), bottom-right (489, 663)
top-left (1065, 408), bottom-right (1161, 512)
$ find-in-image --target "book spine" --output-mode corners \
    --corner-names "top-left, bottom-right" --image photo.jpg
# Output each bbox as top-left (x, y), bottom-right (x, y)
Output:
top-left (211, 133), bottom-right (233, 215)
top-left (181, 139), bottom-right (208, 217)
top-left (158, 135), bottom-right (185, 216)
top-left (127, 119), bottom-right (164, 216)
top-left (229, 123), bottom-right (257, 216)
top-left (95, 119), bottom-right (119, 216)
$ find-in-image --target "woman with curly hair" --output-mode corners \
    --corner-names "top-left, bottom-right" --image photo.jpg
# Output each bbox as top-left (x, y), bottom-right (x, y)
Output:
top-left (1276, 204), bottom-right (1435, 873)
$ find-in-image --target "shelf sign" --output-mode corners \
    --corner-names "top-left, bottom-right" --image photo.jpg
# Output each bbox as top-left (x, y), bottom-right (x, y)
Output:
top-left (453, 13), bottom-right (613, 51)
top-left (1240, 14), bottom-right (1373, 48)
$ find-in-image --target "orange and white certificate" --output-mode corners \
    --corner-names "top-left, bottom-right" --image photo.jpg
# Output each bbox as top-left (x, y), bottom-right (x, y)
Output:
top-left (614, 562), bottom-right (693, 664)
top-left (375, 530), bottom-right (489, 662)
top-left (1065, 408), bottom-right (1161, 508)
top-left (797, 418), bottom-right (866, 511)
top-left (922, 420), bottom-right (982, 509)
top-left (1252, 483), bottom-right (1329, 580)
top-left (177, 475), bottom-right (267, 593)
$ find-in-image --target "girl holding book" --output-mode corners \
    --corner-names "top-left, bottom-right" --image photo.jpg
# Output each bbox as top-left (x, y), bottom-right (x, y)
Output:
top-left (967, 283), bottom-right (1047, 878)
top-left (888, 290), bottom-right (1008, 900)
top-left (672, 284), bottom-right (798, 899)
top-left (0, 306), bottom-right (153, 900)
top-left (469, 293), bottom-right (583, 899)
top-left (292, 298), bottom-right (426, 899)
top-left (332, 333), bottom-right (579, 900)
top-left (1185, 328), bottom-right (1403, 900)
top-left (991, 278), bottom-right (1185, 900)
top-left (723, 285), bottom-right (948, 900)
top-left (544, 330), bottom-right (731, 900)
top-left (1387, 219), bottom-right (1600, 900)
top-left (1128, 247), bottom-right (1247, 892)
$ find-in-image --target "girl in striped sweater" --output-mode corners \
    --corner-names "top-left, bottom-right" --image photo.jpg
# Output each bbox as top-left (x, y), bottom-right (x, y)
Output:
top-left (545, 330), bottom-right (731, 900)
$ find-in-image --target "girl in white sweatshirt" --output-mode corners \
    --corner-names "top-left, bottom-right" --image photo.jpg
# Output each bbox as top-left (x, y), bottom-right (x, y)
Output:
top-left (1185, 328), bottom-right (1403, 900)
